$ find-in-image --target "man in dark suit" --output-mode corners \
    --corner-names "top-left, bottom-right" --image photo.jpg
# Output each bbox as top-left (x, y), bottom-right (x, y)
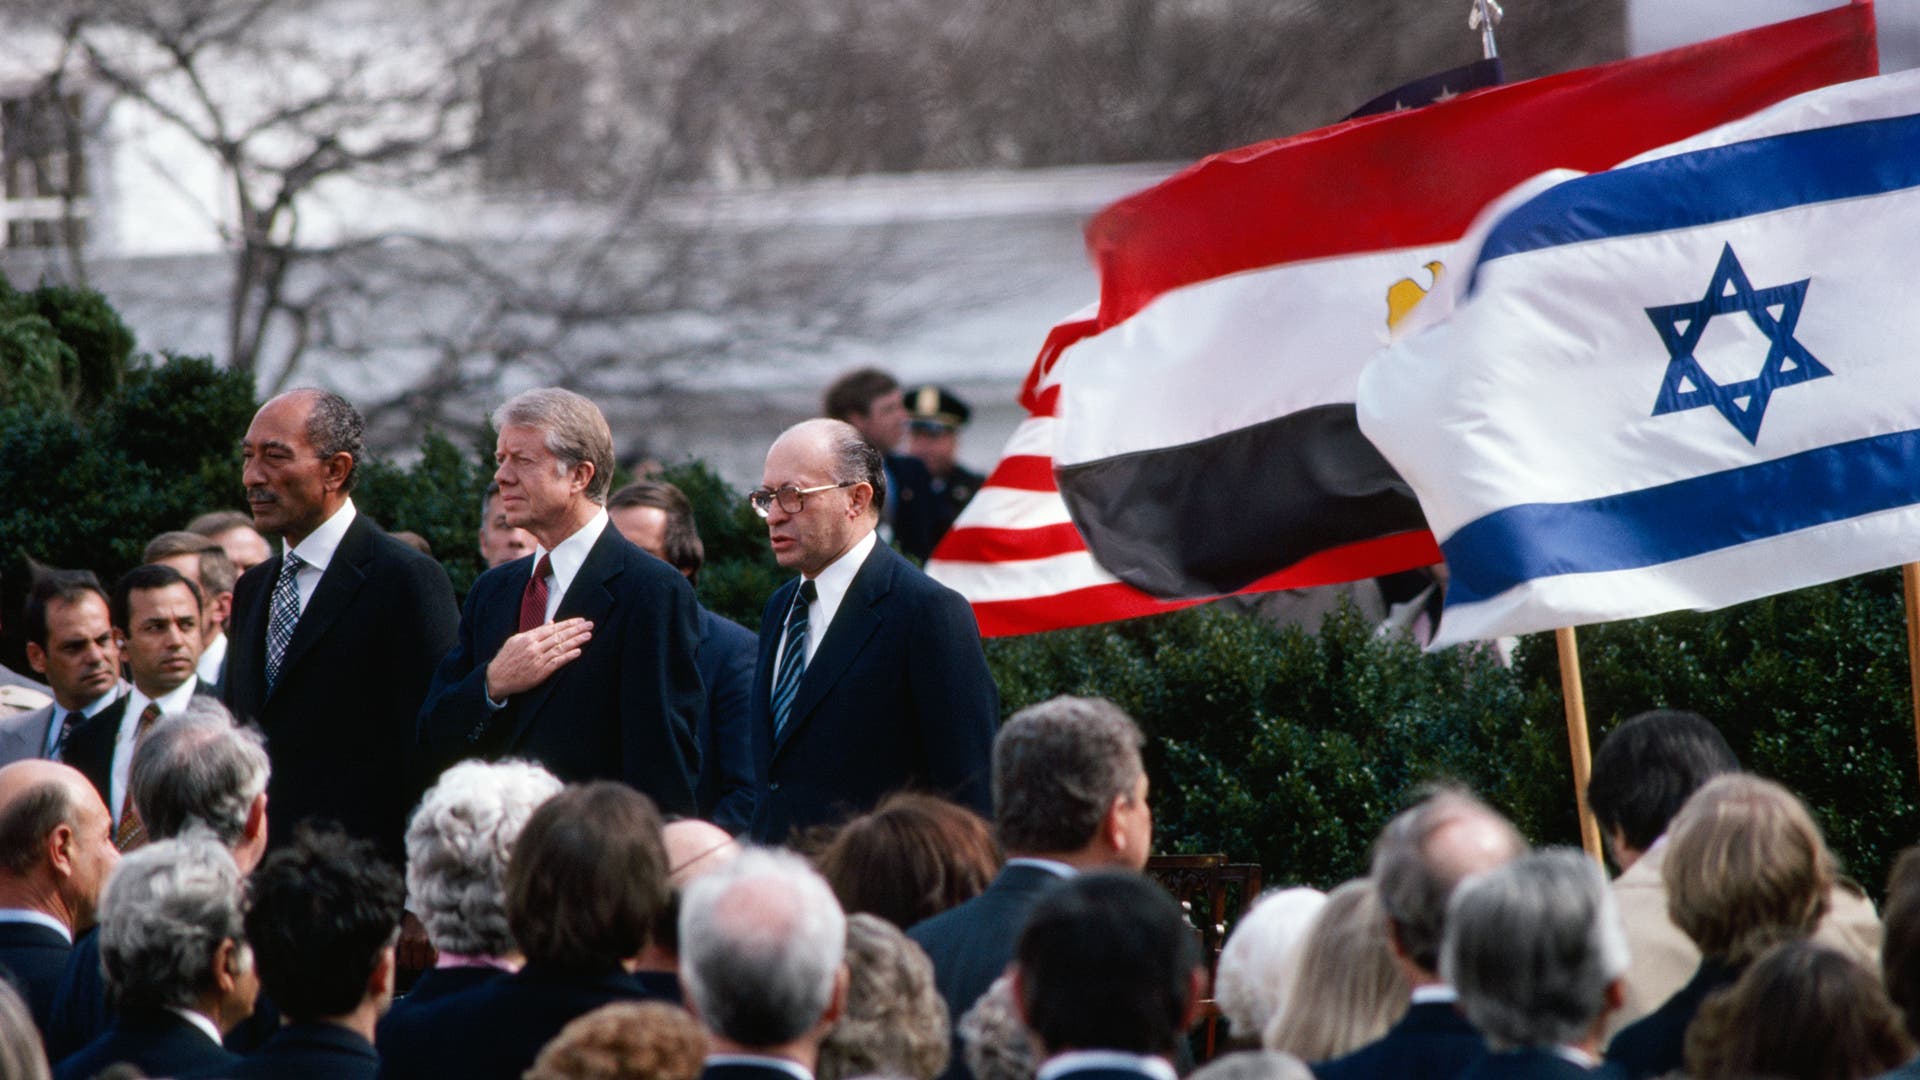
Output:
top-left (904, 384), bottom-right (987, 554)
top-left (823, 368), bottom-right (943, 560)
top-left (1445, 850), bottom-right (1630, 1080)
top-left (0, 760), bottom-right (116, 1040)
top-left (63, 564), bottom-right (209, 848)
top-left (1313, 789), bottom-right (1529, 1080)
top-left (53, 837), bottom-right (250, 1080)
top-left (0, 572), bottom-right (124, 770)
top-left (214, 826), bottom-right (400, 1079)
top-left (416, 388), bottom-right (704, 814)
top-left (747, 419), bottom-right (997, 844)
top-left (684, 847), bottom-right (848, 1080)
top-left (377, 783), bottom-right (675, 1080)
top-left (609, 480), bottom-right (757, 832)
top-left (223, 389), bottom-right (459, 863)
top-left (1013, 873), bottom-right (1204, 1080)
top-left (910, 696), bottom-right (1152, 1080)
top-left (143, 531), bottom-right (239, 694)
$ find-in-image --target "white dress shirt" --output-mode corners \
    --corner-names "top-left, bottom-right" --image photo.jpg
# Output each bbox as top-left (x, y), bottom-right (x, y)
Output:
top-left (110, 679), bottom-right (198, 827)
top-left (44, 681), bottom-right (125, 760)
top-left (196, 631), bottom-right (228, 685)
top-left (531, 509), bottom-right (610, 624)
top-left (284, 498), bottom-right (358, 613)
top-left (1038, 1051), bottom-right (1179, 1080)
top-left (704, 1056), bottom-right (813, 1080)
top-left (0, 908), bottom-right (72, 943)
top-left (772, 529), bottom-right (877, 676)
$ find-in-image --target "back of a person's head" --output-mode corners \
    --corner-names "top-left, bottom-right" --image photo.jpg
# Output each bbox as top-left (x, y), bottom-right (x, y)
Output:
top-left (245, 825), bottom-right (404, 1022)
top-left (1664, 774), bottom-right (1832, 963)
top-left (959, 974), bottom-right (1031, 1080)
top-left (1214, 887), bottom-right (1326, 1043)
top-left (817, 913), bottom-right (950, 1080)
top-left (0, 776), bottom-right (72, 880)
top-left (1186, 1051), bottom-right (1314, 1080)
top-left (680, 847), bottom-right (848, 1049)
top-left (1883, 846), bottom-right (1920, 1043)
top-left (1587, 710), bottom-right (1739, 855)
top-left (1262, 879), bottom-right (1407, 1062)
top-left (814, 792), bottom-right (999, 930)
top-left (1685, 940), bottom-right (1912, 1080)
top-left (507, 782), bottom-right (669, 970)
top-left (99, 836), bottom-right (246, 1013)
top-left (130, 701), bottom-right (268, 847)
top-left (524, 1000), bottom-right (708, 1080)
top-left (1442, 848), bottom-right (1627, 1051)
top-left (1015, 871), bottom-right (1200, 1058)
top-left (1370, 787), bottom-right (1528, 974)
top-left (991, 696), bottom-right (1144, 856)
top-left (407, 758), bottom-right (563, 958)
top-left (0, 978), bottom-right (49, 1080)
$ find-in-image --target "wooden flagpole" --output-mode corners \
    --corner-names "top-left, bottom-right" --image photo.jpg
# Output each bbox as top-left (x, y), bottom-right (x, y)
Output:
top-left (1902, 565), bottom-right (1920, 790)
top-left (1554, 627), bottom-right (1605, 863)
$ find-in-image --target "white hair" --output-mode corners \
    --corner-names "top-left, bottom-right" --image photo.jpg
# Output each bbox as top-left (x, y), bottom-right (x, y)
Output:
top-left (99, 836), bottom-right (248, 1012)
top-left (1214, 887), bottom-right (1328, 1038)
top-left (1441, 848), bottom-right (1630, 1050)
top-left (406, 759), bottom-right (564, 957)
top-left (680, 847), bottom-right (847, 1047)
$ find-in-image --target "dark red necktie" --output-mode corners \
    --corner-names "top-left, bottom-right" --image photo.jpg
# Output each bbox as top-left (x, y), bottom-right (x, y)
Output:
top-left (518, 554), bottom-right (552, 633)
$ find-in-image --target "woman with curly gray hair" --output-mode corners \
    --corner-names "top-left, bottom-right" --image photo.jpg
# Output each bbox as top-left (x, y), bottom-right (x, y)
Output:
top-left (817, 914), bottom-right (950, 1080)
top-left (388, 759), bottom-right (562, 1011)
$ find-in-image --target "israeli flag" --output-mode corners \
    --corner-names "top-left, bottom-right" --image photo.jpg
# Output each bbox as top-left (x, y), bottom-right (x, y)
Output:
top-left (1358, 70), bottom-right (1920, 647)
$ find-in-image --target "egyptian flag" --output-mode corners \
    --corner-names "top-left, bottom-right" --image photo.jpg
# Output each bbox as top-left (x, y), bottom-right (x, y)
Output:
top-left (927, 3), bottom-right (1878, 636)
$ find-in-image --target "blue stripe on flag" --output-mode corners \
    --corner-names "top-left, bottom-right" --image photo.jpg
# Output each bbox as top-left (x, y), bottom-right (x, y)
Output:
top-left (1441, 426), bottom-right (1920, 607)
top-left (1474, 112), bottom-right (1920, 272)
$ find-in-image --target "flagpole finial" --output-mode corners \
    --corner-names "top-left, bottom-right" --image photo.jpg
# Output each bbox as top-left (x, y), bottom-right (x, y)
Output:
top-left (1470, 0), bottom-right (1504, 60)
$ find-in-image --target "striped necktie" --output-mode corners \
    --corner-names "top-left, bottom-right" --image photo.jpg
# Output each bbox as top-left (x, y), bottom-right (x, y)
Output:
top-left (519, 554), bottom-right (553, 634)
top-left (769, 580), bottom-right (817, 740)
top-left (115, 702), bottom-right (162, 851)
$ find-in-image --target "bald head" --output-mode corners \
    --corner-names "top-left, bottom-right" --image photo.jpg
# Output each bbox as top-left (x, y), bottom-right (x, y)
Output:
top-left (1373, 789), bottom-right (1529, 977)
top-left (664, 819), bottom-right (739, 890)
top-left (0, 760), bottom-right (117, 930)
top-left (760, 419), bottom-right (886, 578)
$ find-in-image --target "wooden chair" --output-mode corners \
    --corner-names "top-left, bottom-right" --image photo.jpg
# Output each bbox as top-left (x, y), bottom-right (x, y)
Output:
top-left (1146, 854), bottom-right (1266, 1062)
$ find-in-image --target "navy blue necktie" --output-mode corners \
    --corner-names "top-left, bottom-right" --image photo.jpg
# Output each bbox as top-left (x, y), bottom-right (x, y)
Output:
top-left (770, 580), bottom-right (817, 739)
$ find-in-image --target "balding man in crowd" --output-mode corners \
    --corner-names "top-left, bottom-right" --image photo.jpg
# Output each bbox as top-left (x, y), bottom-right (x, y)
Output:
top-left (748, 419), bottom-right (996, 843)
top-left (631, 818), bottom-right (744, 1000)
top-left (418, 388), bottom-right (705, 816)
top-left (188, 510), bottom-right (272, 576)
top-left (1442, 850), bottom-right (1629, 1079)
top-left (226, 388), bottom-right (458, 862)
top-left (0, 761), bottom-right (116, 1037)
top-left (228, 826), bottom-right (405, 1079)
top-left (1313, 788), bottom-right (1529, 1080)
top-left (143, 530), bottom-right (239, 692)
top-left (911, 696), bottom-right (1152, 1080)
top-left (53, 837), bottom-right (254, 1080)
top-left (1012, 873), bottom-right (1205, 1080)
top-left (1, 572), bottom-right (123, 769)
top-left (681, 847), bottom-right (848, 1080)
top-left (47, 700), bottom-right (273, 1057)
top-left (609, 480), bottom-right (758, 832)
top-left (1585, 709), bottom-right (1879, 1033)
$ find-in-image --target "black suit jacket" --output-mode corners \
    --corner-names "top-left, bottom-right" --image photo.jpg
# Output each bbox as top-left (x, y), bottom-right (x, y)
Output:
top-left (54, 1008), bottom-right (239, 1080)
top-left (909, 862), bottom-right (1064, 1080)
top-left (62, 681), bottom-right (212, 817)
top-left (746, 540), bottom-right (997, 844)
top-left (1605, 959), bottom-right (1740, 1080)
top-left (190, 1021), bottom-right (380, 1080)
top-left (698, 606), bottom-right (758, 832)
top-left (416, 525), bottom-right (704, 814)
top-left (376, 963), bottom-right (665, 1080)
top-left (375, 964), bottom-right (503, 1048)
top-left (47, 929), bottom-right (280, 1061)
top-left (888, 453), bottom-right (944, 561)
top-left (0, 920), bottom-right (70, 1040)
top-left (224, 512), bottom-right (458, 861)
top-left (1458, 1049), bottom-right (1624, 1080)
top-left (1312, 1000), bottom-right (1488, 1080)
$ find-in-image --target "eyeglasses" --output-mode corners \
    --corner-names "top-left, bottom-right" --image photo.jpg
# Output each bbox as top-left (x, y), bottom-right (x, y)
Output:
top-left (748, 481), bottom-right (858, 518)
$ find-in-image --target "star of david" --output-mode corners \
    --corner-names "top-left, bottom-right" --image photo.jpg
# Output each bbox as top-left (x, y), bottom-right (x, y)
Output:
top-left (1647, 243), bottom-right (1830, 444)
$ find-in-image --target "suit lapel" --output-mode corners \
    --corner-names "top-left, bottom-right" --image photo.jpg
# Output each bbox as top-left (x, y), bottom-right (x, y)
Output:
top-left (268, 516), bottom-right (375, 704)
top-left (505, 527), bottom-right (623, 750)
top-left (230, 556), bottom-right (278, 710)
top-left (773, 542), bottom-right (891, 757)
